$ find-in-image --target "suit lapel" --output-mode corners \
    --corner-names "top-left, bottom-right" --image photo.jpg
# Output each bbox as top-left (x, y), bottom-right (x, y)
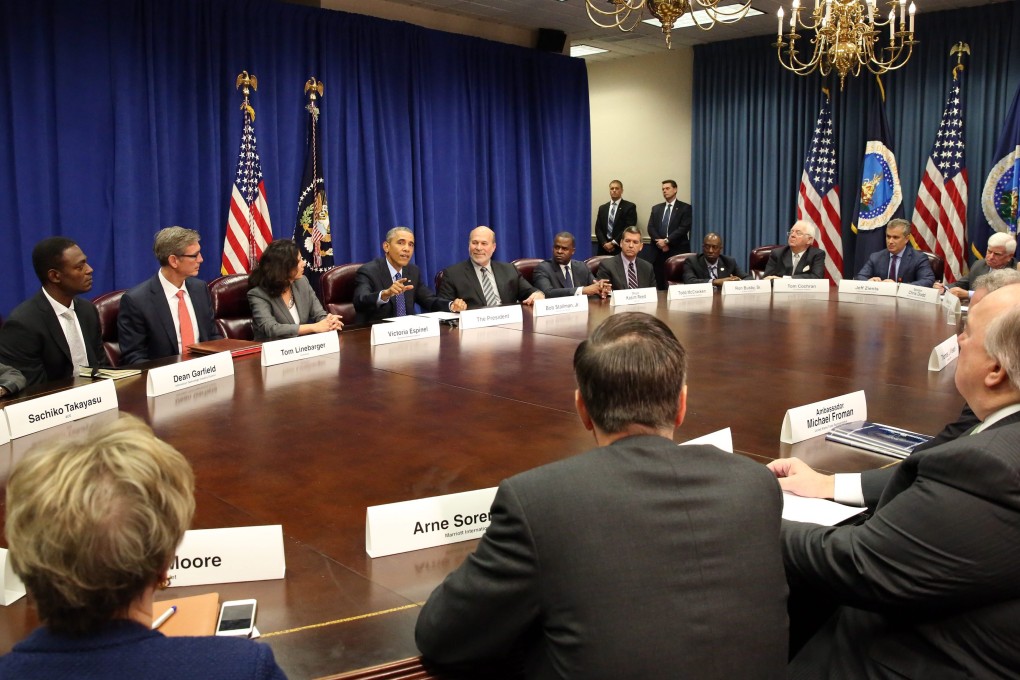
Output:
top-left (150, 276), bottom-right (179, 348)
top-left (34, 292), bottom-right (72, 362)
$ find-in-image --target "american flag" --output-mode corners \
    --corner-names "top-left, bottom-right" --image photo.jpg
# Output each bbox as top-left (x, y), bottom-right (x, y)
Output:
top-left (221, 107), bottom-right (273, 275)
top-left (911, 68), bottom-right (967, 283)
top-left (797, 93), bottom-right (843, 282)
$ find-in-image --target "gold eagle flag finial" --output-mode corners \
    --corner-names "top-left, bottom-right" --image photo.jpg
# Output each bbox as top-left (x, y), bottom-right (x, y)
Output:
top-left (304, 78), bottom-right (324, 121)
top-left (235, 71), bottom-right (258, 121)
top-left (950, 43), bottom-right (970, 81)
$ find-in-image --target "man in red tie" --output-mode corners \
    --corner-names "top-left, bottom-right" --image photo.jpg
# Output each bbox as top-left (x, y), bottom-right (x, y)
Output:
top-left (118, 227), bottom-right (222, 364)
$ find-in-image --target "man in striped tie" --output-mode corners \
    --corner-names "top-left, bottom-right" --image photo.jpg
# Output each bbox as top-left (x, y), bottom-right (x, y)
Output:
top-left (437, 226), bottom-right (544, 310)
top-left (596, 227), bottom-right (656, 291)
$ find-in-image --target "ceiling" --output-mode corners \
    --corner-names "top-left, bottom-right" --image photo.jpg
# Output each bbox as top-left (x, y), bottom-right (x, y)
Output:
top-left (371, 0), bottom-right (1002, 61)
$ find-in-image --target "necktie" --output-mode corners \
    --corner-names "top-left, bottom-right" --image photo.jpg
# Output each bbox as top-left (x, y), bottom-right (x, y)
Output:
top-left (627, 261), bottom-right (639, 289)
top-left (889, 254), bottom-right (899, 281)
top-left (608, 202), bottom-right (617, 232)
top-left (791, 252), bottom-right (801, 273)
top-left (661, 204), bottom-right (671, 236)
top-left (176, 290), bottom-right (196, 353)
top-left (563, 264), bottom-right (574, 290)
top-left (60, 309), bottom-right (89, 369)
top-left (393, 272), bottom-right (407, 316)
top-left (480, 267), bottom-right (501, 307)
top-left (709, 263), bottom-right (718, 280)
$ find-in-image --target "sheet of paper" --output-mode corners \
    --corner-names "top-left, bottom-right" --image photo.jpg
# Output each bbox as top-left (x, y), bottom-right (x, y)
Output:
top-left (418, 311), bottom-right (459, 320)
top-left (781, 492), bottom-right (866, 525)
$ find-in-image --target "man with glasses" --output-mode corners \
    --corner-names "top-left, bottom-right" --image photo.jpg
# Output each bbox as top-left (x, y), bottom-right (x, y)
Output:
top-left (118, 227), bottom-right (222, 364)
top-left (763, 220), bottom-right (826, 279)
top-left (934, 231), bottom-right (1017, 300)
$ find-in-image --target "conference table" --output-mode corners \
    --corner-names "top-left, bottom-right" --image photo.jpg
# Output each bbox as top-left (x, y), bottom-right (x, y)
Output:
top-left (0, 288), bottom-right (965, 678)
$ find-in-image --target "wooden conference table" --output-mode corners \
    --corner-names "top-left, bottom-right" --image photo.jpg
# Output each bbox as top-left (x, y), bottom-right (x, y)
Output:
top-left (0, 289), bottom-right (965, 678)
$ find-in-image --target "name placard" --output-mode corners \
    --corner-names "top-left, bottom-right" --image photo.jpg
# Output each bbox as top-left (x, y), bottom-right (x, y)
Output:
top-left (897, 284), bottom-right (939, 305)
top-left (609, 287), bottom-right (657, 306)
top-left (680, 427), bottom-right (732, 452)
top-left (146, 352), bottom-right (234, 397)
top-left (0, 411), bottom-right (8, 446)
top-left (168, 525), bottom-right (285, 588)
top-left (668, 283), bottom-right (712, 300)
top-left (721, 280), bottom-right (770, 296)
top-left (4, 380), bottom-right (118, 440)
top-left (366, 487), bottom-right (498, 558)
top-left (838, 279), bottom-right (899, 296)
top-left (942, 292), bottom-right (962, 325)
top-left (459, 305), bottom-right (523, 330)
top-left (773, 278), bottom-right (828, 293)
top-left (262, 331), bottom-right (340, 366)
top-left (371, 316), bottom-right (439, 345)
top-left (928, 333), bottom-right (960, 371)
top-left (534, 296), bottom-right (589, 317)
top-left (780, 390), bottom-right (867, 444)
top-left (0, 548), bottom-right (26, 605)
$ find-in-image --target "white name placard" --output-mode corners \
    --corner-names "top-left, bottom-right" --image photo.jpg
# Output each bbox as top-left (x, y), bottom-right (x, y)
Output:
top-left (366, 487), bottom-right (497, 558)
top-left (262, 330), bottom-right (340, 365)
top-left (609, 287), bottom-right (657, 306)
top-left (146, 352), bottom-right (234, 397)
top-left (534, 295), bottom-right (589, 317)
top-left (928, 333), bottom-right (960, 371)
top-left (681, 427), bottom-right (733, 452)
top-left (0, 548), bottom-right (26, 605)
top-left (721, 280), bottom-right (770, 296)
top-left (4, 380), bottom-right (118, 440)
top-left (668, 283), bottom-right (712, 300)
top-left (838, 279), bottom-right (899, 296)
top-left (0, 411), bottom-right (9, 446)
top-left (897, 284), bottom-right (940, 305)
top-left (780, 390), bottom-right (867, 444)
top-left (371, 316), bottom-right (440, 345)
top-left (773, 278), bottom-right (829, 293)
top-left (168, 525), bottom-right (285, 588)
top-left (459, 305), bottom-right (523, 330)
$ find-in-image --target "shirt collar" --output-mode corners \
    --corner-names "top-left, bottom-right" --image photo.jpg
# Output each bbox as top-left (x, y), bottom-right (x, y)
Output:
top-left (157, 270), bottom-right (187, 300)
top-left (41, 287), bottom-right (73, 316)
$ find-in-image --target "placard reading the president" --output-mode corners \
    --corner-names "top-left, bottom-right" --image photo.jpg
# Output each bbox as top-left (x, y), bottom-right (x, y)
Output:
top-left (146, 352), bottom-right (234, 397)
top-left (534, 296), bottom-right (588, 317)
top-left (366, 487), bottom-right (498, 558)
top-left (780, 390), bottom-right (867, 444)
top-left (262, 330), bottom-right (340, 365)
top-left (4, 379), bottom-right (118, 440)
top-left (459, 305), bottom-right (523, 330)
top-left (371, 316), bottom-right (439, 346)
top-left (609, 287), bottom-right (657, 306)
top-left (168, 525), bottom-right (285, 588)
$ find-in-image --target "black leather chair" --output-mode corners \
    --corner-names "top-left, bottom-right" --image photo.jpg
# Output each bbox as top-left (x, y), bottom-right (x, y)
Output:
top-left (209, 275), bottom-right (254, 340)
top-left (319, 263), bottom-right (363, 324)
top-left (749, 245), bottom-right (783, 280)
top-left (92, 289), bottom-right (126, 366)
top-left (664, 253), bottom-right (697, 286)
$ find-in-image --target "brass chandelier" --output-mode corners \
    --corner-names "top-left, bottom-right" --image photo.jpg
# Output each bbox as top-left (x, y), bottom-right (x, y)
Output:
top-left (585, 0), bottom-right (752, 49)
top-left (775, 0), bottom-right (918, 89)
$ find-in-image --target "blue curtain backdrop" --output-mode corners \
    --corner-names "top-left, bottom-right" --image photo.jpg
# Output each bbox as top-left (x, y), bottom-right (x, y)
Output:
top-left (0, 0), bottom-right (592, 316)
top-left (693, 1), bottom-right (1020, 277)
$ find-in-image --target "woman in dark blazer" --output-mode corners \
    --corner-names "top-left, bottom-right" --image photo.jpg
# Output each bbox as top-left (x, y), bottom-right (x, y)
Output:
top-left (0, 415), bottom-right (287, 679)
top-left (247, 240), bottom-right (343, 340)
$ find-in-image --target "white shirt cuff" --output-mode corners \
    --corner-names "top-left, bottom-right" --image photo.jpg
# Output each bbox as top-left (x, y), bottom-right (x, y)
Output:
top-left (833, 473), bottom-right (865, 507)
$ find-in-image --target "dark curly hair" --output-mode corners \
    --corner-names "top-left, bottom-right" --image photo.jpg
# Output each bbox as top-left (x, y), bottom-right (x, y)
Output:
top-left (249, 240), bottom-right (300, 297)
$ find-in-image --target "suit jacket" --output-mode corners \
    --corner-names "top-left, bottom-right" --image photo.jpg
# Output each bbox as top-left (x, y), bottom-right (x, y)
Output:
top-left (437, 260), bottom-right (537, 310)
top-left (947, 258), bottom-right (1016, 291)
top-left (0, 620), bottom-right (286, 679)
top-left (784, 412), bottom-right (1020, 680)
top-left (682, 253), bottom-right (749, 284)
top-left (353, 258), bottom-right (448, 323)
top-left (248, 275), bottom-right (328, 340)
top-left (594, 199), bottom-right (638, 251)
top-left (0, 362), bottom-right (26, 396)
top-left (647, 200), bottom-right (693, 254)
top-left (596, 254), bottom-right (656, 290)
top-left (0, 290), bottom-right (107, 386)
top-left (762, 245), bottom-right (826, 279)
top-left (118, 274), bottom-right (221, 365)
top-left (854, 245), bottom-right (935, 286)
top-left (416, 435), bottom-right (788, 680)
top-left (532, 259), bottom-right (596, 297)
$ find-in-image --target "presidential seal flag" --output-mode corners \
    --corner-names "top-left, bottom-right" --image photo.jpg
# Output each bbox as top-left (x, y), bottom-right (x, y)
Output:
top-left (221, 71), bottom-right (273, 275)
top-left (910, 45), bottom-right (969, 283)
top-left (294, 77), bottom-right (333, 282)
top-left (853, 77), bottom-right (903, 265)
top-left (980, 76), bottom-right (1020, 254)
top-left (797, 90), bottom-right (842, 282)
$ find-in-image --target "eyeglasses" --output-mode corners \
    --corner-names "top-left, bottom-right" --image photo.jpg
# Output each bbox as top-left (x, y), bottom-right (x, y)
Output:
top-left (788, 230), bottom-right (807, 237)
top-left (176, 251), bottom-right (201, 260)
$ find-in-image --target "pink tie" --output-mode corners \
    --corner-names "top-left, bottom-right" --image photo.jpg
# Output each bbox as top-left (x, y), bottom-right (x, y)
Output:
top-left (176, 290), bottom-right (196, 353)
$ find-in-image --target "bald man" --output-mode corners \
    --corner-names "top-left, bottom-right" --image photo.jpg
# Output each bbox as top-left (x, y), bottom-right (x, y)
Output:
top-left (437, 226), bottom-right (544, 310)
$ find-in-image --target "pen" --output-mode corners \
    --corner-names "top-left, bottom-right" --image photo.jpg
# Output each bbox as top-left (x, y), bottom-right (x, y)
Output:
top-left (151, 605), bottom-right (177, 630)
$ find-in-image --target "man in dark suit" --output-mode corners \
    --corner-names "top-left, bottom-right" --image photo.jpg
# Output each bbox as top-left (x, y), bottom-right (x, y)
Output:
top-left (533, 232), bottom-right (610, 298)
top-left (935, 231), bottom-right (1016, 300)
top-left (854, 218), bottom-right (935, 286)
top-left (0, 362), bottom-right (26, 398)
top-left (596, 227), bottom-right (656, 291)
top-left (118, 227), bottom-right (221, 365)
top-left (683, 232), bottom-right (750, 286)
top-left (0, 237), bottom-right (108, 386)
top-left (769, 283), bottom-right (1020, 678)
top-left (437, 226), bottom-right (544, 310)
top-left (416, 312), bottom-right (787, 679)
top-left (647, 179), bottom-right (692, 289)
top-left (353, 227), bottom-right (466, 323)
top-left (593, 179), bottom-right (637, 256)
top-left (763, 220), bottom-right (826, 279)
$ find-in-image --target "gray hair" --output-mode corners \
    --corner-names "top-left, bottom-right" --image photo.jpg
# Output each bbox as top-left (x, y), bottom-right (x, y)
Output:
top-left (385, 226), bottom-right (413, 241)
top-left (886, 218), bottom-right (911, 237)
top-left (988, 231), bottom-right (1017, 255)
top-left (985, 304), bottom-right (1020, 393)
top-left (973, 268), bottom-right (1020, 294)
top-left (153, 227), bottom-right (200, 265)
top-left (791, 220), bottom-right (817, 241)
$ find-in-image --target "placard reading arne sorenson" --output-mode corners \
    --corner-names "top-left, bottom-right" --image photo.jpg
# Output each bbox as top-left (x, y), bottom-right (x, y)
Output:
top-left (366, 487), bottom-right (498, 558)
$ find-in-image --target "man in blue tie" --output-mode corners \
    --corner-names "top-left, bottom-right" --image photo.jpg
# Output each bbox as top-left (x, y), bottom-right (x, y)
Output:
top-left (853, 218), bottom-right (935, 286)
top-left (533, 232), bottom-right (610, 298)
top-left (647, 179), bottom-right (693, 289)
